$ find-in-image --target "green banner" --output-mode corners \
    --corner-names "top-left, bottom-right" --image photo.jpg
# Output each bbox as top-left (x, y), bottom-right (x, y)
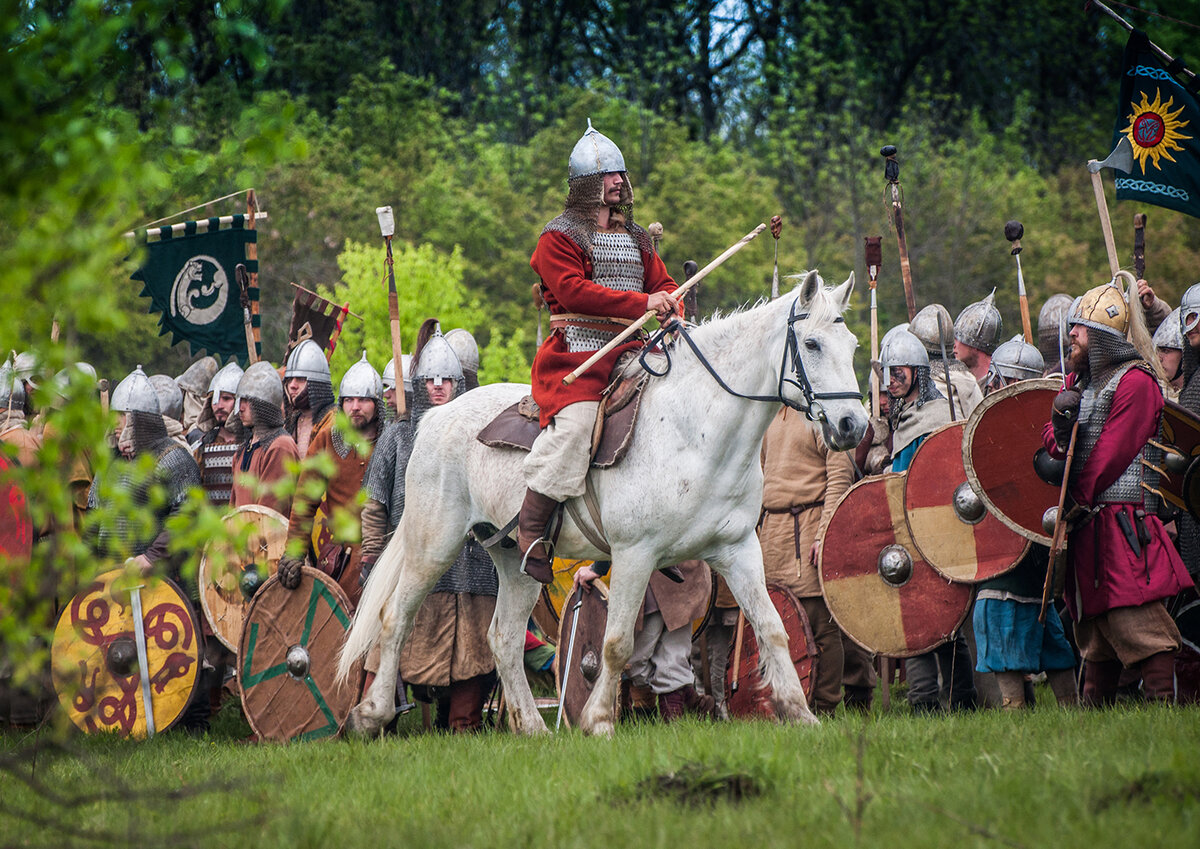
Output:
top-left (131, 215), bottom-right (260, 363)
top-left (1112, 30), bottom-right (1200, 219)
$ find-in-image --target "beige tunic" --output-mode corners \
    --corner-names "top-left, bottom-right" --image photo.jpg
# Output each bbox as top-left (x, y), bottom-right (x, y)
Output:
top-left (400, 593), bottom-right (497, 687)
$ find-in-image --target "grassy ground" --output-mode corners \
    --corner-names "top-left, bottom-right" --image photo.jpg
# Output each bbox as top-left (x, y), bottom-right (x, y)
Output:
top-left (2, 694), bottom-right (1198, 849)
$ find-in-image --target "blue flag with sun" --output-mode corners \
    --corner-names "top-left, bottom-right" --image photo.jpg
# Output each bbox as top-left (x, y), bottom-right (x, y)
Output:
top-left (1112, 30), bottom-right (1200, 218)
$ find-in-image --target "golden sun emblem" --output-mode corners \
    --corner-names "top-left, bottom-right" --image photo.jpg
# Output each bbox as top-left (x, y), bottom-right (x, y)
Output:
top-left (1123, 87), bottom-right (1192, 173)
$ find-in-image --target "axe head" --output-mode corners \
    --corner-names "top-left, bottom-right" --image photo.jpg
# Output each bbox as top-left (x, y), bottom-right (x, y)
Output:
top-left (1087, 136), bottom-right (1133, 174)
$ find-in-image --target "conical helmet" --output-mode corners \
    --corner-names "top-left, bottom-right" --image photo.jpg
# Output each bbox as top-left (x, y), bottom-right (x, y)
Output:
top-left (176, 356), bottom-right (218, 396)
top-left (413, 331), bottom-right (463, 387)
top-left (51, 362), bottom-right (97, 398)
top-left (1037, 293), bottom-right (1073, 364)
top-left (0, 358), bottom-right (24, 411)
top-left (208, 361), bottom-right (245, 397)
top-left (382, 358), bottom-right (396, 391)
top-left (111, 365), bottom-right (160, 415)
top-left (954, 289), bottom-right (1003, 354)
top-left (568, 119), bottom-right (626, 180)
top-left (236, 361), bottom-right (284, 409)
top-left (1153, 307), bottom-right (1183, 351)
top-left (1069, 281), bottom-right (1127, 338)
top-left (909, 304), bottom-right (955, 354)
top-left (989, 335), bottom-right (1045, 383)
top-left (880, 329), bottom-right (929, 387)
top-left (445, 328), bottom-right (479, 374)
top-left (149, 374), bottom-right (184, 421)
top-left (1180, 284), bottom-right (1200, 337)
top-left (284, 339), bottom-right (331, 381)
top-left (339, 352), bottom-right (383, 400)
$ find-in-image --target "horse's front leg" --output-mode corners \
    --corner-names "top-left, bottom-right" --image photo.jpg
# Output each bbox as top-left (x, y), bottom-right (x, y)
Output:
top-left (579, 556), bottom-right (654, 738)
top-left (713, 538), bottom-right (819, 726)
top-left (488, 549), bottom-right (548, 736)
top-left (345, 598), bottom-right (406, 737)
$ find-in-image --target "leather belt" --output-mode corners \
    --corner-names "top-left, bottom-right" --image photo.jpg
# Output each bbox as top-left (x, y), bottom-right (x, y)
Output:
top-left (759, 501), bottom-right (824, 559)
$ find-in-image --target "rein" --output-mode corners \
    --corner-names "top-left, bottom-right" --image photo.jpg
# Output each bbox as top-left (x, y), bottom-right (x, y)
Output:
top-left (638, 299), bottom-right (862, 423)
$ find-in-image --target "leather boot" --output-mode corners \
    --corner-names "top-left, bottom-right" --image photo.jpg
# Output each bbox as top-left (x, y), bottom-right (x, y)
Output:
top-left (1139, 652), bottom-right (1177, 703)
top-left (625, 683), bottom-right (657, 722)
top-left (1082, 659), bottom-right (1122, 708)
top-left (1047, 668), bottom-right (1079, 706)
top-left (659, 685), bottom-right (715, 722)
top-left (516, 488), bottom-right (559, 584)
top-left (995, 671), bottom-right (1026, 710)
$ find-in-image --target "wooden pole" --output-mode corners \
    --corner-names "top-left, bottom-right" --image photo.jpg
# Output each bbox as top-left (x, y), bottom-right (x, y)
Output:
top-left (1005, 220), bottom-right (1034, 344)
top-left (882, 146), bottom-right (917, 321)
top-left (1133, 213), bottom-right (1147, 280)
top-left (1089, 170), bottom-right (1122, 278)
top-left (244, 191), bottom-right (260, 364)
top-left (1041, 421), bottom-right (1080, 622)
top-left (563, 224), bottom-right (767, 386)
top-left (729, 610), bottom-right (746, 693)
top-left (385, 236), bottom-right (407, 418)
top-left (865, 236), bottom-right (882, 419)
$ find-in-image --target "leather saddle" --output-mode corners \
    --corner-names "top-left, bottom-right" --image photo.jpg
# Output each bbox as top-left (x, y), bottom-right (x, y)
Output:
top-left (476, 354), bottom-right (648, 468)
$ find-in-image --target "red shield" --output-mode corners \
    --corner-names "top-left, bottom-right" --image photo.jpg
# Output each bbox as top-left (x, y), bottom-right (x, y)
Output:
top-left (905, 422), bottom-right (1030, 582)
top-left (0, 454), bottom-right (32, 564)
top-left (819, 474), bottom-right (972, 657)
top-left (725, 584), bottom-right (818, 717)
top-left (238, 567), bottom-right (362, 742)
top-left (963, 378), bottom-right (1061, 544)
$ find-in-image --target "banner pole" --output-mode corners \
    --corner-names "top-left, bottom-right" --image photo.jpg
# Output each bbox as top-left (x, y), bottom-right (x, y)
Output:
top-left (244, 190), bottom-right (260, 364)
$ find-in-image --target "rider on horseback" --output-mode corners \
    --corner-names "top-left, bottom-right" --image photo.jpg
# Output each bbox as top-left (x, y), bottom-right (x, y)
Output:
top-left (516, 121), bottom-right (681, 583)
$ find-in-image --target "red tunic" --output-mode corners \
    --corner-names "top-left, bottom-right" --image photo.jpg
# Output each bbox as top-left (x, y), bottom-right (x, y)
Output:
top-left (1042, 368), bottom-right (1193, 620)
top-left (530, 230), bottom-right (678, 427)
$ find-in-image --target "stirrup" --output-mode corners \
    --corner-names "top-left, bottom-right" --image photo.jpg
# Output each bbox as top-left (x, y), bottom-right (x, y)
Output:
top-left (519, 535), bottom-right (555, 584)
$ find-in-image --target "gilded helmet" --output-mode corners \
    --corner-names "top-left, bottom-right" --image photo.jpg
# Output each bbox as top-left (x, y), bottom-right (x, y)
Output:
top-left (954, 289), bottom-right (1003, 354)
top-left (1069, 281), bottom-right (1127, 338)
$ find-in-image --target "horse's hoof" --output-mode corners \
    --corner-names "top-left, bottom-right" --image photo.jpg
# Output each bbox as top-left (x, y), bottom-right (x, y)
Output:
top-left (582, 718), bottom-right (615, 738)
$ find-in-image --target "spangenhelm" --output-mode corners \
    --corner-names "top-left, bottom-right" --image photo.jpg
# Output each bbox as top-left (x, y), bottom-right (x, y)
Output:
top-left (568, 119), bottom-right (626, 180)
top-left (208, 361), bottom-right (245, 398)
top-left (954, 289), bottom-right (1003, 354)
top-left (111, 366), bottom-right (161, 415)
top-left (339, 352), bottom-right (383, 399)
top-left (445, 328), bottom-right (480, 374)
top-left (235, 361), bottom-right (285, 409)
top-left (880, 329), bottom-right (929, 386)
top-left (1154, 307), bottom-right (1183, 351)
top-left (0, 359), bottom-right (24, 411)
top-left (1069, 280), bottom-right (1128, 338)
top-left (989, 335), bottom-right (1045, 383)
top-left (149, 374), bottom-right (184, 421)
top-left (176, 356), bottom-right (218, 397)
top-left (284, 339), bottom-right (331, 382)
top-left (909, 304), bottom-right (956, 354)
top-left (382, 358), bottom-right (396, 391)
top-left (413, 331), bottom-right (463, 387)
top-left (1181, 283), bottom-right (1200, 337)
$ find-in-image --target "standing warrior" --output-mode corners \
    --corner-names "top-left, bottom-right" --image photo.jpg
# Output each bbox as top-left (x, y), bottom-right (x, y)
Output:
top-left (283, 339), bottom-right (337, 459)
top-left (192, 361), bottom-right (244, 509)
top-left (953, 290), bottom-right (1003, 388)
top-left (1044, 280), bottom-right (1192, 704)
top-left (174, 356), bottom-right (217, 439)
top-left (1153, 306), bottom-right (1184, 401)
top-left (361, 332), bottom-right (499, 731)
top-left (909, 304), bottom-right (982, 418)
top-left (517, 121), bottom-right (681, 582)
top-left (279, 353), bottom-right (382, 603)
top-left (230, 362), bottom-right (299, 516)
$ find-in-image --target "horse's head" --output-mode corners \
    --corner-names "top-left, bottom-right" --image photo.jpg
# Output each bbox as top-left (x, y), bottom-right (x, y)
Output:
top-left (781, 270), bottom-right (868, 452)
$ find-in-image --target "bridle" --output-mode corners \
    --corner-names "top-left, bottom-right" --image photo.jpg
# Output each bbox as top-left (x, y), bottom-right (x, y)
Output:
top-left (639, 298), bottom-right (862, 424)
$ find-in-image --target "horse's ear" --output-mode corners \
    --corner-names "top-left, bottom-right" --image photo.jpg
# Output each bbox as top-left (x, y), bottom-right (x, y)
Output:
top-left (797, 270), bottom-right (821, 307)
top-left (832, 272), bottom-right (855, 311)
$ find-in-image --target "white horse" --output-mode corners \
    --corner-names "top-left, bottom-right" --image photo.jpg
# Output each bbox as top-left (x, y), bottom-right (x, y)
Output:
top-left (338, 270), bottom-right (867, 737)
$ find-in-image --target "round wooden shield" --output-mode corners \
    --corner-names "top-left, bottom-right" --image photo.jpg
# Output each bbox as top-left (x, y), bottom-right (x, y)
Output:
top-left (963, 378), bottom-right (1061, 545)
top-left (905, 421), bottom-right (1030, 583)
top-left (0, 454), bottom-right (33, 564)
top-left (197, 505), bottom-right (288, 652)
top-left (725, 584), bottom-right (818, 718)
top-left (1160, 401), bottom-right (1200, 516)
top-left (238, 567), bottom-right (361, 742)
top-left (51, 568), bottom-right (200, 737)
top-left (554, 581), bottom-right (609, 729)
top-left (531, 558), bottom-right (605, 644)
top-left (819, 474), bottom-right (973, 658)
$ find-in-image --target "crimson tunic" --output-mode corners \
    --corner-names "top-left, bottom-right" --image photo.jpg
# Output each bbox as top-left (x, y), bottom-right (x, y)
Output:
top-left (1042, 368), bottom-right (1193, 620)
top-left (529, 230), bottom-right (678, 428)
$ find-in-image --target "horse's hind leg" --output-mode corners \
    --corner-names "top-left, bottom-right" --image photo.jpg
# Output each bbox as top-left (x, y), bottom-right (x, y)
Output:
top-left (714, 540), bottom-right (819, 726)
top-left (488, 549), bottom-right (548, 736)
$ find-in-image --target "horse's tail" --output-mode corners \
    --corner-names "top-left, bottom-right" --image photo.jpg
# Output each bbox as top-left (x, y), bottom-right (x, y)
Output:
top-left (336, 532), bottom-right (406, 683)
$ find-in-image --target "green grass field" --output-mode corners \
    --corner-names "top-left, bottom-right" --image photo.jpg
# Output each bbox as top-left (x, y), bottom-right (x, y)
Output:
top-left (3, 696), bottom-right (1198, 849)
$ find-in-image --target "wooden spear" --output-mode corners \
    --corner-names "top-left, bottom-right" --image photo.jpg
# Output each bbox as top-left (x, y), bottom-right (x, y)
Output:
top-left (376, 206), bottom-right (407, 418)
top-left (865, 236), bottom-right (882, 419)
top-left (1005, 220), bottom-right (1034, 343)
top-left (881, 145), bottom-right (917, 321)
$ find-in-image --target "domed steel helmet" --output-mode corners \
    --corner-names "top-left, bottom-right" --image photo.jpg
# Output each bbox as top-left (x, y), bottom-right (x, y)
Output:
top-left (235, 361), bottom-right (285, 409)
top-left (989, 335), bottom-right (1045, 383)
top-left (1154, 307), bottom-right (1183, 351)
top-left (382, 358), bottom-right (396, 391)
top-left (0, 358), bottom-right (24, 411)
top-left (175, 356), bottom-right (218, 397)
top-left (208, 361), bottom-right (244, 398)
top-left (909, 304), bottom-right (955, 354)
top-left (880, 329), bottom-right (929, 386)
top-left (284, 339), bottom-right (331, 382)
top-left (1037, 293), bottom-right (1074, 363)
top-left (413, 331), bottom-right (463, 387)
top-left (1180, 283), bottom-right (1200, 337)
top-left (51, 362), bottom-right (97, 396)
top-left (401, 353), bottom-right (412, 392)
top-left (954, 289), bottom-right (1003, 354)
top-left (339, 352), bottom-right (383, 399)
top-left (444, 328), bottom-right (479, 374)
top-left (568, 119), bottom-right (626, 179)
top-left (111, 366), bottom-right (161, 415)
top-left (1069, 281), bottom-right (1127, 338)
top-left (149, 374), bottom-right (184, 421)
top-left (13, 351), bottom-right (38, 384)
top-left (878, 323), bottom-right (911, 353)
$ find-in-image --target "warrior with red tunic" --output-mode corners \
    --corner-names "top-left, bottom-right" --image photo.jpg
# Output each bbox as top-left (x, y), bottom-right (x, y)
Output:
top-left (516, 122), bottom-right (681, 583)
top-left (1044, 279), bottom-right (1193, 705)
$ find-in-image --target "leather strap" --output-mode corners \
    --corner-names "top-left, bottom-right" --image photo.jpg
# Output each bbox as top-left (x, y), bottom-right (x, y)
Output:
top-left (565, 476), bottom-right (611, 555)
top-left (759, 501), bottom-right (823, 559)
